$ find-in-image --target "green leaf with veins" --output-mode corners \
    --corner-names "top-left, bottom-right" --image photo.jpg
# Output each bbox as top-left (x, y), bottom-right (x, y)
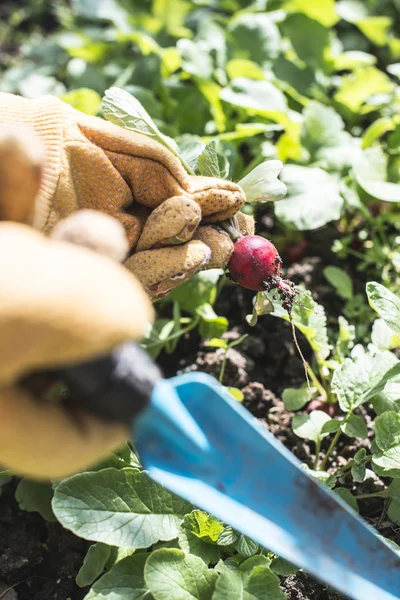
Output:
top-left (183, 510), bottom-right (224, 543)
top-left (340, 414), bottom-right (368, 438)
top-left (52, 468), bottom-right (191, 547)
top-left (101, 87), bottom-right (193, 173)
top-left (15, 479), bottom-right (56, 522)
top-left (84, 553), bottom-right (151, 600)
top-left (236, 535), bottom-right (259, 558)
top-left (212, 556), bottom-right (285, 600)
top-left (144, 549), bottom-right (217, 600)
top-left (367, 282), bottom-right (400, 337)
top-left (197, 141), bottom-right (221, 178)
top-left (276, 165), bottom-right (344, 231)
top-left (332, 352), bottom-right (400, 412)
top-left (220, 77), bottom-right (288, 117)
top-left (178, 528), bottom-right (221, 566)
top-left (372, 412), bottom-right (400, 478)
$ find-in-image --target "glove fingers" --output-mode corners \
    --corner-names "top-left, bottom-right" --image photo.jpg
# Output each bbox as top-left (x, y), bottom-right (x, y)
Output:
top-left (0, 385), bottom-right (128, 479)
top-left (136, 197), bottom-right (201, 252)
top-left (125, 240), bottom-right (211, 301)
top-left (193, 226), bottom-right (234, 270)
top-left (0, 127), bottom-right (44, 225)
top-left (187, 176), bottom-right (245, 221)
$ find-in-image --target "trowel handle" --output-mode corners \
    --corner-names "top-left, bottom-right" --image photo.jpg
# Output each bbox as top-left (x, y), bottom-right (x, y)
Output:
top-left (57, 342), bottom-right (162, 422)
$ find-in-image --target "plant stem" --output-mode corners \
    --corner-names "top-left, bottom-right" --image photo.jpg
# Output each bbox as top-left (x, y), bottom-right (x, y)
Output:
top-left (355, 491), bottom-right (387, 500)
top-left (319, 412), bottom-right (352, 471)
top-left (306, 365), bottom-right (327, 400)
top-left (336, 454), bottom-right (372, 475)
top-left (220, 220), bottom-right (243, 242)
top-left (143, 317), bottom-right (199, 349)
top-left (219, 350), bottom-right (227, 384)
top-left (313, 439), bottom-right (321, 470)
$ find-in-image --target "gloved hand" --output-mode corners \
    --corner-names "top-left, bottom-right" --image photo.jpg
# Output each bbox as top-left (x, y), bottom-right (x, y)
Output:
top-left (0, 129), bottom-right (153, 479)
top-left (0, 92), bottom-right (253, 301)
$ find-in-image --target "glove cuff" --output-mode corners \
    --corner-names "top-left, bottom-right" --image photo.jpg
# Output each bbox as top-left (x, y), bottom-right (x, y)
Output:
top-left (0, 93), bottom-right (63, 229)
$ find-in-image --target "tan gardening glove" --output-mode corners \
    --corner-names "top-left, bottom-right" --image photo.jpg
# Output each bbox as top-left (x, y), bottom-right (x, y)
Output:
top-left (0, 130), bottom-right (153, 480)
top-left (0, 92), bottom-right (253, 301)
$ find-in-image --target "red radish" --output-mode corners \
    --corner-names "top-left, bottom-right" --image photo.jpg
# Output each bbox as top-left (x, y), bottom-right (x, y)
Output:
top-left (227, 234), bottom-right (296, 313)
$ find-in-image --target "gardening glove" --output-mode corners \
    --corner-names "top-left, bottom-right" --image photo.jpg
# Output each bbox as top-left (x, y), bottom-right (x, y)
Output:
top-left (0, 129), bottom-right (154, 480)
top-left (0, 92), bottom-right (253, 301)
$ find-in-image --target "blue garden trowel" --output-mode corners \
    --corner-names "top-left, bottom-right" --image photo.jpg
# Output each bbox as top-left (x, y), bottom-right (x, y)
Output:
top-left (58, 342), bottom-right (400, 600)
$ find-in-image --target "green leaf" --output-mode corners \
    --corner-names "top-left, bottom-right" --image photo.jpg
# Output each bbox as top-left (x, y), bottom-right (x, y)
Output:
top-left (169, 270), bottom-right (223, 314)
top-left (84, 553), bottom-right (151, 600)
top-left (197, 303), bottom-right (228, 339)
top-left (334, 67), bottom-right (393, 114)
top-left (375, 411), bottom-right (400, 452)
top-left (301, 101), bottom-right (356, 171)
top-left (177, 39), bottom-right (213, 79)
top-left (61, 88), bottom-right (101, 115)
top-left (217, 526), bottom-right (240, 547)
top-left (270, 556), bottom-right (299, 576)
top-left (15, 479), bottom-right (56, 522)
top-left (321, 420), bottom-right (341, 434)
top-left (177, 135), bottom-right (206, 173)
top-left (197, 141), bottom-right (221, 178)
top-left (351, 463), bottom-right (366, 483)
top-left (367, 282), bottom-right (400, 337)
top-left (323, 266), bottom-right (353, 300)
top-left (334, 488), bottom-right (359, 513)
top-left (276, 165), bottom-right (344, 230)
top-left (331, 351), bottom-right (400, 412)
top-left (362, 118), bottom-right (396, 149)
top-left (52, 468), bottom-right (191, 547)
top-left (282, 388), bottom-right (310, 411)
top-left (228, 13), bottom-right (281, 64)
top-left (238, 160), bottom-right (286, 203)
top-left (235, 535), bottom-right (259, 558)
top-left (292, 411), bottom-right (332, 443)
top-left (226, 387), bottom-right (244, 402)
top-left (220, 77), bottom-right (287, 116)
top-left (340, 414), bottom-right (368, 438)
top-left (282, 14), bottom-right (330, 70)
top-left (144, 549), bottom-right (217, 600)
top-left (371, 319), bottom-right (400, 351)
top-left (284, 0), bottom-right (338, 27)
top-left (352, 147), bottom-right (400, 202)
top-left (372, 412), bottom-right (400, 477)
top-left (183, 510), bottom-right (224, 543)
top-left (212, 556), bottom-right (285, 600)
top-left (178, 528), bottom-right (221, 566)
top-left (76, 543), bottom-right (111, 588)
top-left (101, 87), bottom-right (191, 173)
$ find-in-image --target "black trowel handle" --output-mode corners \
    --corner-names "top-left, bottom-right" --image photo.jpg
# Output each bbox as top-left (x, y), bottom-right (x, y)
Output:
top-left (54, 343), bottom-right (162, 422)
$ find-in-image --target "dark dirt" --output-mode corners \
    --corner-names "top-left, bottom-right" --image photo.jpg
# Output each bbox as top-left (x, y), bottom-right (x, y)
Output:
top-left (0, 481), bottom-right (89, 600)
